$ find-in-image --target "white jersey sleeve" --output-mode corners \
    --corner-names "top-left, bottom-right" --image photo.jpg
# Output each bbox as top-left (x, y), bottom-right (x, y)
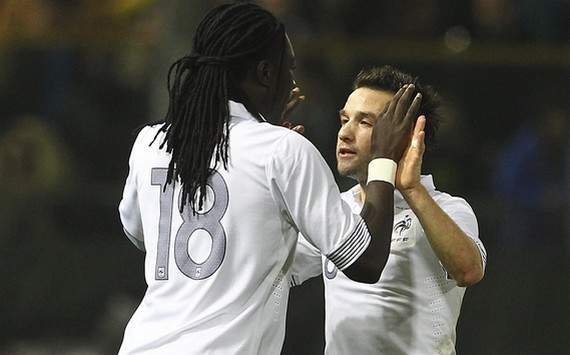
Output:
top-left (289, 235), bottom-right (322, 287)
top-left (439, 196), bottom-right (487, 270)
top-left (118, 130), bottom-right (146, 251)
top-left (267, 131), bottom-right (371, 271)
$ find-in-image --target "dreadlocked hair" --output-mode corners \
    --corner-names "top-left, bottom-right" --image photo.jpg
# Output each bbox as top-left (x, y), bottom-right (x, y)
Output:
top-left (151, 3), bottom-right (285, 213)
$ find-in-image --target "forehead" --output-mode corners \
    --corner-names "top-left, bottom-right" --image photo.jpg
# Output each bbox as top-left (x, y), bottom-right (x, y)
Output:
top-left (343, 87), bottom-right (393, 114)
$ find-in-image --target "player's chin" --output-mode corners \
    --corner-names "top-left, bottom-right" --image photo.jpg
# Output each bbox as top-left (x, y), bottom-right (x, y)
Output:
top-left (338, 157), bottom-right (369, 180)
top-left (337, 162), bottom-right (356, 178)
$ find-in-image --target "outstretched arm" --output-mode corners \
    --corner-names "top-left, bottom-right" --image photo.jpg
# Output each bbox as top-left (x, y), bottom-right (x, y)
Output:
top-left (396, 117), bottom-right (484, 287)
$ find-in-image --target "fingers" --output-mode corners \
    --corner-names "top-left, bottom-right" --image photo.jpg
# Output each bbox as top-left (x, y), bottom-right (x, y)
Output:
top-left (384, 84), bottom-right (408, 119)
top-left (379, 100), bottom-right (390, 117)
top-left (289, 87), bottom-right (305, 103)
top-left (285, 94), bottom-right (305, 112)
top-left (413, 115), bottom-right (426, 136)
top-left (404, 93), bottom-right (422, 128)
top-left (411, 116), bottom-right (426, 154)
top-left (393, 84), bottom-right (416, 122)
top-left (282, 121), bottom-right (305, 135)
top-left (292, 125), bottom-right (305, 135)
top-left (412, 131), bottom-right (426, 155)
top-left (283, 86), bottom-right (306, 121)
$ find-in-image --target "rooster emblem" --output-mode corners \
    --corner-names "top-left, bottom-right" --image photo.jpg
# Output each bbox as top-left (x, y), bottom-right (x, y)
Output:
top-left (394, 215), bottom-right (412, 235)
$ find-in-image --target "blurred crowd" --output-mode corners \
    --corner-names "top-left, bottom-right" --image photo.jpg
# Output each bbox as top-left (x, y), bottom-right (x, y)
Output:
top-left (0, 1), bottom-right (568, 354)
top-left (1, 0), bottom-right (568, 44)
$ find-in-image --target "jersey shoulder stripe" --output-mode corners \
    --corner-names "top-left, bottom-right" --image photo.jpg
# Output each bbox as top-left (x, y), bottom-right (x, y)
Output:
top-left (327, 217), bottom-right (371, 270)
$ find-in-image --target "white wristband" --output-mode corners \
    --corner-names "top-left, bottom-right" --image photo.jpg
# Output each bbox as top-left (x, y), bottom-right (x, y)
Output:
top-left (367, 158), bottom-right (397, 186)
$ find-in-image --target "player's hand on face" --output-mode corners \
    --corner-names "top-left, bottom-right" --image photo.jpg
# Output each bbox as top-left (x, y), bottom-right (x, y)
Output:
top-left (395, 115), bottom-right (426, 193)
top-left (282, 86), bottom-right (306, 135)
top-left (283, 86), bottom-right (305, 119)
top-left (371, 84), bottom-right (422, 162)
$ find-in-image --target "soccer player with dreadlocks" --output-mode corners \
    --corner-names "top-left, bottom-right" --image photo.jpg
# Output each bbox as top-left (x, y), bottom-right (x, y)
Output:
top-left (118, 3), bottom-right (422, 354)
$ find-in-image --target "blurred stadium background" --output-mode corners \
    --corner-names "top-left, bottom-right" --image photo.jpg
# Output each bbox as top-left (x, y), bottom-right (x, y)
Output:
top-left (0, 0), bottom-right (568, 354)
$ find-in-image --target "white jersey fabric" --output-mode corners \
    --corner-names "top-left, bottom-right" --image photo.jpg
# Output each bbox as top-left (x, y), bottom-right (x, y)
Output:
top-left (291, 175), bottom-right (487, 355)
top-left (118, 101), bottom-right (372, 355)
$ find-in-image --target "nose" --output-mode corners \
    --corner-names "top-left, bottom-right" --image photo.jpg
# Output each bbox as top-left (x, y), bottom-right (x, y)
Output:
top-left (338, 120), bottom-right (354, 143)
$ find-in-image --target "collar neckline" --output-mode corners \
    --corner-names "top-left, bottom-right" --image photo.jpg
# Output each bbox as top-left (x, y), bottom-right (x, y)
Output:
top-left (229, 100), bottom-right (267, 122)
top-left (349, 175), bottom-right (437, 208)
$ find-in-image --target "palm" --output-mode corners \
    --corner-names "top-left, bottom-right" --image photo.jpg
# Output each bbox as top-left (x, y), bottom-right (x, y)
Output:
top-left (396, 143), bottom-right (421, 190)
top-left (395, 116), bottom-right (426, 192)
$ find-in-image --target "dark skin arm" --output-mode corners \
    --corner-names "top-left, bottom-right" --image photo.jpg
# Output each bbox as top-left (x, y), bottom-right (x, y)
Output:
top-left (282, 84), bottom-right (421, 284)
top-left (343, 84), bottom-right (423, 283)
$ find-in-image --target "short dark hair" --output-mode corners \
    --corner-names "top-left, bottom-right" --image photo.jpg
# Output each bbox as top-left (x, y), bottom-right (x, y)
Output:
top-left (353, 65), bottom-right (441, 149)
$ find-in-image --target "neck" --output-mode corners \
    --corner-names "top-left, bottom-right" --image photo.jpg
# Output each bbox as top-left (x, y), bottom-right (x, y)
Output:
top-left (237, 80), bottom-right (272, 123)
top-left (357, 180), bottom-right (367, 204)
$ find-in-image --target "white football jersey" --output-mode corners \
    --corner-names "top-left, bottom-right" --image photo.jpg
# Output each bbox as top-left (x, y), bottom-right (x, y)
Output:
top-left (291, 175), bottom-right (487, 355)
top-left (118, 101), bottom-right (372, 355)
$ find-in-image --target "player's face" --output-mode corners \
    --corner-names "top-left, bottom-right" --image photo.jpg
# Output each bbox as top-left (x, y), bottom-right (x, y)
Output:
top-left (337, 88), bottom-right (393, 182)
top-left (270, 34), bottom-right (296, 123)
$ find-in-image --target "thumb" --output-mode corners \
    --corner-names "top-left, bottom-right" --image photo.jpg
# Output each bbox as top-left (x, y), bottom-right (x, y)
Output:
top-left (411, 116), bottom-right (426, 150)
top-left (411, 131), bottom-right (426, 156)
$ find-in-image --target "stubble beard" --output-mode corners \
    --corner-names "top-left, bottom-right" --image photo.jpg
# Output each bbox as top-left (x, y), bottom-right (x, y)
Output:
top-left (338, 160), bottom-right (368, 185)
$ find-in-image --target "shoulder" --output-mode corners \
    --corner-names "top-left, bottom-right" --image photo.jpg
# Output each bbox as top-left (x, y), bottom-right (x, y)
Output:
top-left (266, 127), bottom-right (324, 169)
top-left (130, 124), bottom-right (161, 152)
top-left (432, 191), bottom-right (476, 217)
top-left (232, 119), bottom-right (318, 160)
top-left (137, 124), bottom-right (163, 147)
top-left (432, 189), bottom-right (480, 241)
top-left (272, 127), bottom-right (320, 156)
top-left (123, 124), bottom-right (168, 177)
top-left (264, 128), bottom-right (336, 200)
top-left (423, 176), bottom-right (476, 217)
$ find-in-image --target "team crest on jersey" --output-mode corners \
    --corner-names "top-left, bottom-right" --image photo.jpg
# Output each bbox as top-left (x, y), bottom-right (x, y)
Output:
top-left (394, 214), bottom-right (412, 236)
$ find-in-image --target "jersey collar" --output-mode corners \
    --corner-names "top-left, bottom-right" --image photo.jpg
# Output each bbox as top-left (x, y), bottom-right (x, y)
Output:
top-left (228, 100), bottom-right (267, 123)
top-left (347, 175), bottom-right (437, 209)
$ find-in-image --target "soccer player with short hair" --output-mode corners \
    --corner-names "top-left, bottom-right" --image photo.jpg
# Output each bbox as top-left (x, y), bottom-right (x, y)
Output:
top-left (291, 66), bottom-right (487, 355)
top-left (117, 4), bottom-right (423, 354)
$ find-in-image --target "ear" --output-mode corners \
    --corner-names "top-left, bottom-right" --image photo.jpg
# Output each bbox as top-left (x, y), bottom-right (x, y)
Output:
top-left (255, 59), bottom-right (274, 88)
